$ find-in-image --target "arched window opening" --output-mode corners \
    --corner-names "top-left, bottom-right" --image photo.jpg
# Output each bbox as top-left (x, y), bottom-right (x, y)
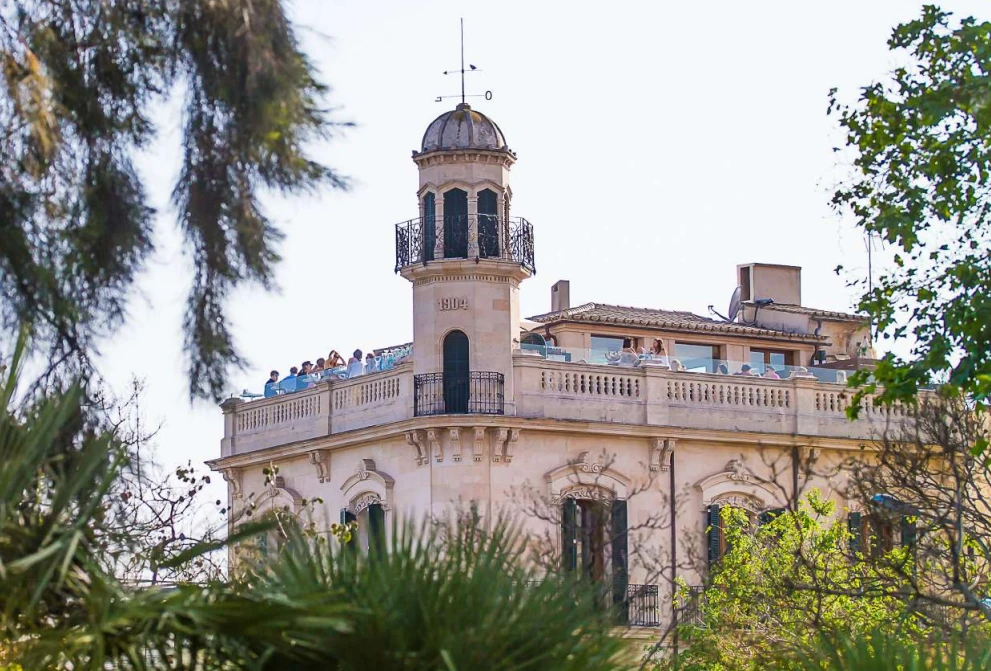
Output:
top-left (443, 330), bottom-right (470, 414)
top-left (444, 188), bottom-right (468, 258)
top-left (706, 502), bottom-right (783, 565)
top-left (478, 188), bottom-right (500, 258)
top-left (422, 192), bottom-right (436, 262)
top-left (520, 331), bottom-right (546, 355)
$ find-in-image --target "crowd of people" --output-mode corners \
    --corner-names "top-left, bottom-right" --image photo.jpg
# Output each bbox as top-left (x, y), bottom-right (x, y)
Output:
top-left (260, 345), bottom-right (412, 398)
top-left (601, 338), bottom-right (812, 379)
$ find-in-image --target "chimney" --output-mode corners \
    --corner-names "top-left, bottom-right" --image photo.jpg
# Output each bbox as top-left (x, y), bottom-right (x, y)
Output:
top-left (551, 280), bottom-right (570, 313)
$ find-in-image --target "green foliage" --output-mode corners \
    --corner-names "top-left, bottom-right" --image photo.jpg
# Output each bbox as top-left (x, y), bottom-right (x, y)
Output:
top-left (0, 340), bottom-right (621, 669)
top-left (829, 6), bottom-right (991, 417)
top-left (789, 629), bottom-right (991, 671)
top-left (0, 0), bottom-right (350, 400)
top-left (667, 492), bottom-right (927, 671)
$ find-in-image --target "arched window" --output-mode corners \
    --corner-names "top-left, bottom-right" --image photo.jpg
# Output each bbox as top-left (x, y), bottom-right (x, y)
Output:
top-left (422, 192), bottom-right (436, 262)
top-left (478, 188), bottom-right (499, 258)
top-left (443, 330), bottom-right (470, 413)
top-left (705, 502), bottom-right (783, 565)
top-left (444, 188), bottom-right (468, 258)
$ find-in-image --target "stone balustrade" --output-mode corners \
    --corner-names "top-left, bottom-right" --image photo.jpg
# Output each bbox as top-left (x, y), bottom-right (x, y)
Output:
top-left (220, 357), bottom-right (914, 457)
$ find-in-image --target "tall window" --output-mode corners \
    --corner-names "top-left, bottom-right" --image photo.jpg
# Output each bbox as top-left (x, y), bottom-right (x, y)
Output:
top-left (478, 189), bottom-right (500, 258)
top-left (706, 504), bottom-right (783, 566)
top-left (443, 330), bottom-right (470, 414)
top-left (444, 188), bottom-right (468, 258)
top-left (562, 496), bottom-right (629, 622)
top-left (422, 192), bottom-right (436, 262)
top-left (675, 343), bottom-right (719, 373)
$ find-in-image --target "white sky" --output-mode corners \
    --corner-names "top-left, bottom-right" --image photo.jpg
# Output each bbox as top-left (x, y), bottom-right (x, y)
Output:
top-left (98, 0), bottom-right (988, 512)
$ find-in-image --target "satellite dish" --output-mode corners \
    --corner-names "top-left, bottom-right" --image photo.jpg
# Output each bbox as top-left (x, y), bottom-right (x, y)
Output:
top-left (727, 286), bottom-right (742, 323)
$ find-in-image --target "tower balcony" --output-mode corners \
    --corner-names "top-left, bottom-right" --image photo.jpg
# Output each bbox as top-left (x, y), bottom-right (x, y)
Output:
top-left (394, 215), bottom-right (535, 275)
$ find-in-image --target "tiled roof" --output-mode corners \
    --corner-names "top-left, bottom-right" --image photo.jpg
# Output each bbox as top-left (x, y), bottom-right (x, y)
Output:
top-left (527, 303), bottom-right (826, 341)
top-left (747, 302), bottom-right (866, 323)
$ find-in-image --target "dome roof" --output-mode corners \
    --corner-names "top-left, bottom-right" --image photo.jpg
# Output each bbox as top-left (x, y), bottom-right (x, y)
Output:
top-left (419, 103), bottom-right (510, 153)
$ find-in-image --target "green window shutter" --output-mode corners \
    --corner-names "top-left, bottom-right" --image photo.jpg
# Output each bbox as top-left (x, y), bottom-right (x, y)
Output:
top-left (901, 515), bottom-right (917, 549)
top-left (562, 498), bottom-right (577, 572)
top-left (758, 507), bottom-right (785, 526)
top-left (369, 503), bottom-right (386, 557)
top-left (340, 508), bottom-right (357, 548)
top-left (611, 500), bottom-right (629, 625)
top-left (848, 511), bottom-right (862, 555)
top-left (707, 504), bottom-right (721, 567)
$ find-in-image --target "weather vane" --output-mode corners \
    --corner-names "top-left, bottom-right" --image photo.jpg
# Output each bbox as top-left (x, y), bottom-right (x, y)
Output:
top-left (435, 18), bottom-right (493, 105)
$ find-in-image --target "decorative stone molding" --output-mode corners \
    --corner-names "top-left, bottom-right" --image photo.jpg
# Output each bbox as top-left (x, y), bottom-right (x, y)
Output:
top-left (222, 468), bottom-right (242, 498)
top-left (406, 430), bottom-right (427, 466)
top-left (503, 428), bottom-right (520, 463)
top-left (649, 438), bottom-right (676, 472)
top-left (308, 450), bottom-right (330, 483)
top-left (266, 475), bottom-right (303, 513)
top-left (427, 429), bottom-right (442, 462)
top-left (802, 446), bottom-right (821, 464)
top-left (351, 491), bottom-right (385, 514)
top-left (558, 484), bottom-right (613, 502)
top-left (449, 427), bottom-right (462, 462)
top-left (696, 460), bottom-right (780, 512)
top-left (545, 452), bottom-right (631, 501)
top-left (473, 427), bottom-right (487, 462)
top-left (493, 428), bottom-right (508, 463)
top-left (341, 458), bottom-right (395, 513)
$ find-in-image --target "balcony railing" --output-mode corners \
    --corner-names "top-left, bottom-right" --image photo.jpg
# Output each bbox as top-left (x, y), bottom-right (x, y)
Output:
top-left (413, 371), bottom-right (505, 417)
top-left (625, 583), bottom-right (660, 627)
top-left (395, 215), bottom-right (535, 274)
top-left (679, 585), bottom-right (705, 627)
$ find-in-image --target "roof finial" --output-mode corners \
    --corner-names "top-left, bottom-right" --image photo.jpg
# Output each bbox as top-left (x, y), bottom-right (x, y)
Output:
top-left (437, 19), bottom-right (493, 106)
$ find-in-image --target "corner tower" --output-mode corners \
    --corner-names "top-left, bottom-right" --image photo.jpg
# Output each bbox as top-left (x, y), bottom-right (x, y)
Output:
top-left (394, 103), bottom-right (535, 416)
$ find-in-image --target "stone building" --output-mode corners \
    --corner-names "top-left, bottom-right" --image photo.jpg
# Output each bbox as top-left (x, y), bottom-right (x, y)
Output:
top-left (209, 103), bottom-right (912, 632)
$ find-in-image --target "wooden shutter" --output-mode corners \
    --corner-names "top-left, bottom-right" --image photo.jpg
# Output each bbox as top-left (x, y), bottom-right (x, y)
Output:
top-left (707, 504), bottom-right (721, 567)
top-left (369, 503), bottom-right (386, 557)
top-left (611, 500), bottom-right (629, 624)
top-left (848, 511), bottom-right (862, 555)
top-left (901, 515), bottom-right (916, 549)
top-left (562, 498), bottom-right (577, 572)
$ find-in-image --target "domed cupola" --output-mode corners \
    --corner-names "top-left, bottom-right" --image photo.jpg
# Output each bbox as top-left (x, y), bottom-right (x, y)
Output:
top-left (418, 103), bottom-right (512, 155)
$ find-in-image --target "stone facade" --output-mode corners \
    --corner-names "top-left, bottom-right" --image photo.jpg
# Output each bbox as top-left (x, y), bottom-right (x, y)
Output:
top-left (209, 103), bottom-right (910, 632)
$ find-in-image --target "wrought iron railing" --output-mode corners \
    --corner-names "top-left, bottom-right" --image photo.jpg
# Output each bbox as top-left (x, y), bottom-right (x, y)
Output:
top-left (680, 585), bottom-right (705, 627)
top-left (394, 215), bottom-right (535, 274)
top-left (626, 584), bottom-right (660, 627)
top-left (413, 371), bottom-right (505, 416)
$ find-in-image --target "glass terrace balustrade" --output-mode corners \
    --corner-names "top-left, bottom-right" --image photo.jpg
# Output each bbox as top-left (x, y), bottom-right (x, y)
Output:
top-left (517, 344), bottom-right (851, 384)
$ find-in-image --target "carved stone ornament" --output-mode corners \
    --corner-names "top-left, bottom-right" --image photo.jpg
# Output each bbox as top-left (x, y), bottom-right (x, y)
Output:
top-left (725, 459), bottom-right (751, 482)
top-left (427, 429), bottom-right (442, 462)
top-left (493, 428), bottom-right (508, 463)
top-left (575, 451), bottom-right (604, 474)
top-left (406, 430), bottom-right (427, 466)
top-left (503, 428), bottom-right (520, 463)
top-left (473, 427), bottom-right (486, 462)
top-left (309, 450), bottom-right (330, 483)
top-left (351, 491), bottom-right (384, 515)
top-left (558, 485), bottom-right (611, 503)
top-left (649, 438), bottom-right (676, 472)
top-left (449, 427), bottom-right (462, 462)
top-left (222, 468), bottom-right (242, 498)
top-left (711, 492), bottom-right (765, 513)
top-left (356, 458), bottom-right (376, 480)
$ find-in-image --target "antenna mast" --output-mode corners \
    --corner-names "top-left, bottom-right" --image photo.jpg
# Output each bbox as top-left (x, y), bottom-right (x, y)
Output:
top-left (436, 19), bottom-right (493, 104)
top-left (460, 17), bottom-right (465, 105)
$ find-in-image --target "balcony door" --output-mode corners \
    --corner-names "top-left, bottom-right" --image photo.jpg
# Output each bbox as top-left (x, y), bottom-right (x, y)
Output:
top-left (478, 189), bottom-right (499, 258)
top-left (444, 188), bottom-right (468, 258)
top-left (443, 330), bottom-right (470, 414)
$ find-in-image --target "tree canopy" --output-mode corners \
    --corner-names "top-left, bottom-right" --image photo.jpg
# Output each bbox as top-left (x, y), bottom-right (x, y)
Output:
top-left (830, 5), bottom-right (991, 417)
top-left (0, 0), bottom-right (349, 400)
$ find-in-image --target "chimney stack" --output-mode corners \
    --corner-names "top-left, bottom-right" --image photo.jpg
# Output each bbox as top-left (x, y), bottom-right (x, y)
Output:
top-left (551, 280), bottom-right (570, 313)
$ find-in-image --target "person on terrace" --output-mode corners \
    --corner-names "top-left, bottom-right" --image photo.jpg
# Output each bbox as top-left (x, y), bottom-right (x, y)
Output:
top-left (763, 365), bottom-right (781, 379)
top-left (281, 366), bottom-right (299, 393)
top-left (619, 338), bottom-right (639, 366)
top-left (296, 361), bottom-right (314, 389)
top-left (264, 370), bottom-right (280, 397)
top-left (327, 349), bottom-right (346, 369)
top-left (365, 352), bottom-right (379, 374)
top-left (715, 363), bottom-right (729, 375)
top-left (734, 364), bottom-right (755, 376)
top-left (649, 339), bottom-right (669, 365)
top-left (347, 349), bottom-right (364, 378)
top-left (313, 358), bottom-right (326, 375)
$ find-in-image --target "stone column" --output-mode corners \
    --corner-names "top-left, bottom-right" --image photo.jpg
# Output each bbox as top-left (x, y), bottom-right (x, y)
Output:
top-left (434, 196), bottom-right (445, 260)
top-left (467, 192), bottom-right (479, 258)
